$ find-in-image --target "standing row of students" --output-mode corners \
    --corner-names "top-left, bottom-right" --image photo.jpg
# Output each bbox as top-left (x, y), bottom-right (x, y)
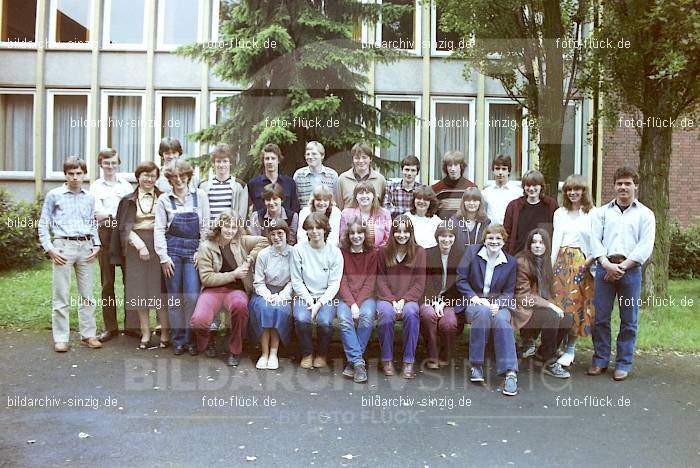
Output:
top-left (38, 138), bottom-right (655, 394)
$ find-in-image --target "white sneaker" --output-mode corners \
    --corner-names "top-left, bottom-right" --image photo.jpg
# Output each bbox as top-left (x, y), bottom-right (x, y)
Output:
top-left (267, 354), bottom-right (279, 370)
top-left (557, 352), bottom-right (575, 367)
top-left (256, 355), bottom-right (268, 369)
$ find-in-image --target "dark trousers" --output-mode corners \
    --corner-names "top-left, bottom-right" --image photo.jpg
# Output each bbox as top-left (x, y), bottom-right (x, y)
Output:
top-left (98, 225), bottom-right (138, 332)
top-left (521, 307), bottom-right (573, 362)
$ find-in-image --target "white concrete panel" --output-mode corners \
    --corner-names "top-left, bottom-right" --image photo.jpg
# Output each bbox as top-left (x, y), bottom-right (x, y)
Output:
top-left (0, 51), bottom-right (37, 86)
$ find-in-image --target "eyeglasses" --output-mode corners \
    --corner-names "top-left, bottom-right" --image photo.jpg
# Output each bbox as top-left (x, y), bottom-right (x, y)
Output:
top-left (101, 161), bottom-right (119, 167)
top-left (139, 174), bottom-right (158, 180)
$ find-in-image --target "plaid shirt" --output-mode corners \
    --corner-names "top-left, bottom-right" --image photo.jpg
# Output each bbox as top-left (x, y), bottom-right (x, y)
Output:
top-left (382, 179), bottom-right (424, 217)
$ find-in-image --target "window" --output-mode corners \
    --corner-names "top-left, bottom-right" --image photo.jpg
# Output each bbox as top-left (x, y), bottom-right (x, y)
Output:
top-left (50, 0), bottom-right (93, 45)
top-left (157, 0), bottom-right (202, 49)
top-left (431, 3), bottom-right (461, 55)
top-left (377, 97), bottom-right (421, 179)
top-left (47, 91), bottom-right (91, 176)
top-left (211, 0), bottom-right (237, 42)
top-left (209, 91), bottom-right (239, 164)
top-left (430, 98), bottom-right (475, 182)
top-left (485, 101), bottom-right (529, 181)
top-left (559, 102), bottom-right (582, 182)
top-left (1, 0), bottom-right (37, 44)
top-left (101, 92), bottom-right (146, 175)
top-left (156, 93), bottom-right (200, 158)
top-left (103, 0), bottom-right (146, 48)
top-left (377, 0), bottom-right (421, 54)
top-left (0, 92), bottom-right (34, 174)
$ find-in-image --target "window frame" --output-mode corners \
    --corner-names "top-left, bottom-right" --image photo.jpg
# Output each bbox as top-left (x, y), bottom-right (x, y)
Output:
top-left (48, 0), bottom-right (95, 50)
top-left (0, 0), bottom-right (40, 49)
top-left (0, 88), bottom-right (36, 178)
top-left (483, 98), bottom-right (530, 185)
top-left (99, 90), bottom-right (148, 182)
top-left (46, 89), bottom-right (92, 180)
top-left (102, 0), bottom-right (148, 50)
top-left (430, 2), bottom-right (470, 57)
top-left (375, 95), bottom-right (422, 181)
top-left (375, 0), bottom-right (422, 56)
top-left (156, 0), bottom-right (204, 51)
top-left (558, 100), bottom-right (583, 187)
top-left (429, 96), bottom-right (476, 184)
top-left (154, 91), bottom-right (202, 164)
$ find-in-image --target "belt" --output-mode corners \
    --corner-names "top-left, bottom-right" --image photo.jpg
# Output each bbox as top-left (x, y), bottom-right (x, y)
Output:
top-left (607, 255), bottom-right (626, 264)
top-left (58, 235), bottom-right (93, 241)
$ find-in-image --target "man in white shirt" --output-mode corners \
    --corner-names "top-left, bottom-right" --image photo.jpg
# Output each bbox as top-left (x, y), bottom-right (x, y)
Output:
top-left (482, 155), bottom-right (522, 225)
top-left (588, 166), bottom-right (655, 381)
top-left (89, 149), bottom-right (136, 342)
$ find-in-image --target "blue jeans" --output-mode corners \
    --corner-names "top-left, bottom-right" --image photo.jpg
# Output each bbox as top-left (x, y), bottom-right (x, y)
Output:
top-left (337, 299), bottom-right (376, 366)
top-left (165, 255), bottom-right (201, 348)
top-left (466, 304), bottom-right (518, 374)
top-left (592, 264), bottom-right (642, 372)
top-left (293, 299), bottom-right (336, 357)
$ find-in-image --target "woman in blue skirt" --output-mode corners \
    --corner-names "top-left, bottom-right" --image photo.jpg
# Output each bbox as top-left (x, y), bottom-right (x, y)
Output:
top-left (249, 219), bottom-right (294, 370)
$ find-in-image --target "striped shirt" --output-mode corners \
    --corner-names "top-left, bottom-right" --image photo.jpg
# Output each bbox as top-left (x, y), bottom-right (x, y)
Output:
top-left (206, 177), bottom-right (234, 223)
top-left (292, 164), bottom-right (339, 207)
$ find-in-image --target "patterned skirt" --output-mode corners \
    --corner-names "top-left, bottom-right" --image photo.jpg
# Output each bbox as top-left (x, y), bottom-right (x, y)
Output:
top-left (552, 247), bottom-right (595, 336)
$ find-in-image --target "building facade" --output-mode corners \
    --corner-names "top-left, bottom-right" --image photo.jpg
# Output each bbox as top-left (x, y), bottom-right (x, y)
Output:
top-left (0, 0), bottom-right (696, 226)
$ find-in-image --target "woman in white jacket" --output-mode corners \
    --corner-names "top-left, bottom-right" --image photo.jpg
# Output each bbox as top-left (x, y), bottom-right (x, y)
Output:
top-left (549, 175), bottom-right (596, 367)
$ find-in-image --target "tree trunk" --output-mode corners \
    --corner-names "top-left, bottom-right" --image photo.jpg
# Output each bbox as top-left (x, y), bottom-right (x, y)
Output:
top-left (638, 122), bottom-right (672, 298)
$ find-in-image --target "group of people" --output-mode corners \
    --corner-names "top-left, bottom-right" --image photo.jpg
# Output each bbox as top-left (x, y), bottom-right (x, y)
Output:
top-left (38, 138), bottom-right (655, 396)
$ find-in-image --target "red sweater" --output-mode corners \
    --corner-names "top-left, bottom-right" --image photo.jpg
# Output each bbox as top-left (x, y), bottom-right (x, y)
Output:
top-left (338, 250), bottom-right (378, 306)
top-left (376, 246), bottom-right (426, 302)
top-left (503, 195), bottom-right (558, 254)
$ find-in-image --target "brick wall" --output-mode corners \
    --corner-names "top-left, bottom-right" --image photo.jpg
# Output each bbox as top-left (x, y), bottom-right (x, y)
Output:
top-left (601, 118), bottom-right (700, 228)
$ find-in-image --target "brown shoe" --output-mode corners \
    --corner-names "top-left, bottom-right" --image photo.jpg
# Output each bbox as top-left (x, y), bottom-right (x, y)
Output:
top-left (54, 342), bottom-right (69, 353)
top-left (300, 354), bottom-right (313, 369)
top-left (425, 360), bottom-right (440, 370)
top-left (586, 365), bottom-right (608, 376)
top-left (402, 362), bottom-right (416, 379)
top-left (81, 338), bottom-right (103, 349)
top-left (381, 360), bottom-right (395, 376)
top-left (613, 369), bottom-right (629, 381)
top-left (438, 359), bottom-right (450, 367)
top-left (312, 356), bottom-right (327, 368)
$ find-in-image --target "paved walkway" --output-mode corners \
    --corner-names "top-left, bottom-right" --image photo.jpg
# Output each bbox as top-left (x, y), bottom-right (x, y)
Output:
top-left (1, 329), bottom-right (698, 467)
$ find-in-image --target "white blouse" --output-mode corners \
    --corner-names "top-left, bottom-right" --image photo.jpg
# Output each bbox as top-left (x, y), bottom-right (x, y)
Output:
top-left (406, 213), bottom-right (443, 249)
top-left (551, 206), bottom-right (594, 266)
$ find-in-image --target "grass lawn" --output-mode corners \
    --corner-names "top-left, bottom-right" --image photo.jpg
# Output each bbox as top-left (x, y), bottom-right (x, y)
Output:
top-left (1, 262), bottom-right (698, 352)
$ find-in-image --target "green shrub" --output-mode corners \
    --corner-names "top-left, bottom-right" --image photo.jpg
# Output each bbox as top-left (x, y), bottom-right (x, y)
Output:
top-left (0, 189), bottom-right (45, 270)
top-left (669, 220), bottom-right (700, 279)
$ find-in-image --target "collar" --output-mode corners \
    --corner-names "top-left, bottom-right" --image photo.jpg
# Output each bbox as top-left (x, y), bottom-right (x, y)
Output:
top-left (305, 164), bottom-right (327, 175)
top-left (96, 176), bottom-right (126, 186)
top-left (607, 199), bottom-right (639, 209)
top-left (213, 175), bottom-right (232, 184)
top-left (168, 189), bottom-right (194, 203)
top-left (60, 184), bottom-right (88, 194)
top-left (477, 246), bottom-right (508, 266)
top-left (139, 187), bottom-right (156, 197)
top-left (271, 245), bottom-right (292, 257)
top-left (265, 209), bottom-right (288, 220)
top-left (352, 169), bottom-right (372, 181)
top-left (400, 180), bottom-right (417, 191)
